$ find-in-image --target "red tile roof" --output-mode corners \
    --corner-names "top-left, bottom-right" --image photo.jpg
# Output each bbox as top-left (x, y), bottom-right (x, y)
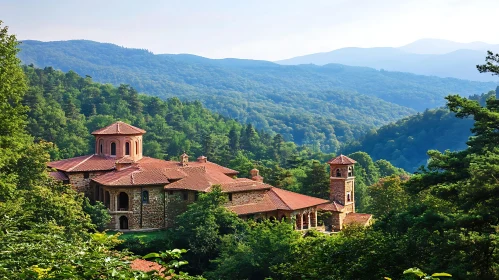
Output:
top-left (130, 259), bottom-right (164, 275)
top-left (269, 188), bottom-right (329, 210)
top-left (317, 201), bottom-right (345, 212)
top-left (227, 194), bottom-right (278, 215)
top-left (48, 154), bottom-right (117, 172)
top-left (91, 121), bottom-right (146, 135)
top-left (228, 187), bottom-right (329, 215)
top-left (49, 171), bottom-right (69, 181)
top-left (220, 180), bottom-right (272, 193)
top-left (164, 166), bottom-right (235, 191)
top-left (327, 154), bottom-right (357, 165)
top-left (343, 213), bottom-right (372, 226)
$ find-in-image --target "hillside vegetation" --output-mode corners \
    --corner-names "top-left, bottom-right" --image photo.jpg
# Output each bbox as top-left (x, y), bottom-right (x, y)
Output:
top-left (23, 65), bottom-right (407, 212)
top-left (343, 89), bottom-right (496, 172)
top-left (18, 40), bottom-right (495, 151)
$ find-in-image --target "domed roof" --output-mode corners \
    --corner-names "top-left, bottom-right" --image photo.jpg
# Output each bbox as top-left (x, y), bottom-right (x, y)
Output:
top-left (91, 121), bottom-right (146, 135)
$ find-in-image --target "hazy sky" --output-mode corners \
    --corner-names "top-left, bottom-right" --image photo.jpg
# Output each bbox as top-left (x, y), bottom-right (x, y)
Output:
top-left (1, 0), bottom-right (498, 60)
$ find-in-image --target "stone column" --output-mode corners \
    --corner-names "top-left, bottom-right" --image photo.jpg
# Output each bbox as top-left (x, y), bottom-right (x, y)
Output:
top-left (313, 211), bottom-right (317, 227)
top-left (307, 213), bottom-right (311, 229)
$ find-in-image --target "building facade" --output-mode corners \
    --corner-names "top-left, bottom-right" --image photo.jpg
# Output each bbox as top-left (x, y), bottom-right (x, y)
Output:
top-left (48, 121), bottom-right (371, 231)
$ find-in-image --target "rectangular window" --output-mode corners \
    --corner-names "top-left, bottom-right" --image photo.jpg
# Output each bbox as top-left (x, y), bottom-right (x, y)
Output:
top-left (183, 191), bottom-right (188, 201)
top-left (228, 193), bottom-right (233, 202)
top-left (142, 190), bottom-right (149, 204)
top-left (84, 172), bottom-right (90, 179)
top-left (194, 192), bottom-right (199, 201)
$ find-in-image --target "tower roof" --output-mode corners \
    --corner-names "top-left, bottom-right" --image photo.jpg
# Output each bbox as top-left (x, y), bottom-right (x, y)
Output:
top-left (91, 121), bottom-right (146, 135)
top-left (327, 154), bottom-right (357, 165)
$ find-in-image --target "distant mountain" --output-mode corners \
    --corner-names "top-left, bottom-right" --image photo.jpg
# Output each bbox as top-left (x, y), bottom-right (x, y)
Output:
top-left (17, 40), bottom-right (495, 151)
top-left (277, 39), bottom-right (499, 82)
top-left (399, 38), bottom-right (499, 54)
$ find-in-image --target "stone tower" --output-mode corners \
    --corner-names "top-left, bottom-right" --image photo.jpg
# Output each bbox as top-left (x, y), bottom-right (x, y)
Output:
top-left (328, 154), bottom-right (357, 213)
top-left (92, 121), bottom-right (146, 161)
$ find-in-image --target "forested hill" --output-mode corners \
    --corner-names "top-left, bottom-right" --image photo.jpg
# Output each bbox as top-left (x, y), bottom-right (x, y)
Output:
top-left (24, 65), bottom-right (410, 213)
top-left (18, 40), bottom-right (495, 152)
top-left (342, 90), bottom-right (497, 172)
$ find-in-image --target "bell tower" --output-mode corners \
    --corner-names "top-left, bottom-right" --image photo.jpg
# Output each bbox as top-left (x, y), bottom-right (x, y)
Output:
top-left (91, 121), bottom-right (146, 161)
top-left (328, 154), bottom-right (357, 213)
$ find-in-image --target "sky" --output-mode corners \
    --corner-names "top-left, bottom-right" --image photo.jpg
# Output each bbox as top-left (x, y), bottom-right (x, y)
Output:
top-left (1, 0), bottom-right (499, 60)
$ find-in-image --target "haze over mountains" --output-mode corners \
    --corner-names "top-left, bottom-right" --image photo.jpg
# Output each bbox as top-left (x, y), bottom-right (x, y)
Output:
top-left (17, 39), bottom-right (495, 153)
top-left (277, 39), bottom-right (499, 82)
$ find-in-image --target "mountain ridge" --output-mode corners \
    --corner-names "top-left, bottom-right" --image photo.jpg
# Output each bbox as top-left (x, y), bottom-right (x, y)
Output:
top-left (277, 39), bottom-right (499, 82)
top-left (17, 39), bottom-right (495, 152)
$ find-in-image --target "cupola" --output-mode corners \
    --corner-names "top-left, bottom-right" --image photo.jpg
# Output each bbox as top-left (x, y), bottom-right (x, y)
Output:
top-left (91, 121), bottom-right (146, 161)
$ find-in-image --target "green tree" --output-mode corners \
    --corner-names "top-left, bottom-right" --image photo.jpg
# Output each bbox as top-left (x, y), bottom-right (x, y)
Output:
top-left (174, 185), bottom-right (247, 274)
top-left (301, 160), bottom-right (330, 199)
top-left (0, 21), bottom-right (29, 199)
top-left (367, 175), bottom-right (410, 218)
top-left (82, 197), bottom-right (112, 231)
top-left (207, 220), bottom-right (300, 280)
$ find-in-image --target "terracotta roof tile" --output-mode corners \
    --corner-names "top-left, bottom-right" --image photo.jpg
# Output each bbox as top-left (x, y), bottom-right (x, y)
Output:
top-left (228, 187), bottom-right (330, 216)
top-left (92, 167), bottom-right (138, 186)
top-left (49, 171), bottom-right (69, 181)
top-left (130, 259), bottom-right (164, 275)
top-left (48, 154), bottom-right (116, 172)
top-left (164, 167), bottom-right (234, 191)
top-left (220, 180), bottom-right (272, 193)
top-left (343, 213), bottom-right (372, 226)
top-left (269, 188), bottom-right (328, 210)
top-left (266, 189), bottom-right (291, 210)
top-left (317, 201), bottom-right (345, 212)
top-left (91, 121), bottom-right (146, 135)
top-left (137, 157), bottom-right (238, 176)
top-left (327, 154), bottom-right (357, 165)
top-left (227, 194), bottom-right (278, 215)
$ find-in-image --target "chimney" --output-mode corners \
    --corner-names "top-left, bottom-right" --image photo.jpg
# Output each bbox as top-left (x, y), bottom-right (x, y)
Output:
top-left (115, 161), bottom-right (133, 171)
top-left (197, 155), bottom-right (207, 163)
top-left (180, 153), bottom-right (189, 167)
top-left (250, 168), bottom-right (263, 182)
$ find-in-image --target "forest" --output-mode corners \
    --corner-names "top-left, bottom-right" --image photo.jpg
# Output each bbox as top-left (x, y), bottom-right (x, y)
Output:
top-left (342, 89), bottom-right (497, 172)
top-left (2, 21), bottom-right (499, 279)
top-left (18, 39), bottom-right (495, 152)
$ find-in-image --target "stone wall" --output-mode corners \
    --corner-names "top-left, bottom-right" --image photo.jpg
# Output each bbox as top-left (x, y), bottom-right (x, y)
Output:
top-left (141, 187), bottom-right (165, 228)
top-left (225, 190), bottom-right (266, 207)
top-left (164, 190), bottom-right (195, 228)
top-left (329, 211), bottom-right (347, 232)
top-left (103, 186), bottom-right (165, 230)
top-left (68, 171), bottom-right (106, 197)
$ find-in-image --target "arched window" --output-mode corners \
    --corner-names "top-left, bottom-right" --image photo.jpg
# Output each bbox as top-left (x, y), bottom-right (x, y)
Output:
top-left (119, 216), bottom-right (129, 229)
top-left (135, 141), bottom-right (138, 155)
top-left (142, 190), bottom-right (149, 204)
top-left (110, 142), bottom-right (116, 156)
top-left (125, 142), bottom-right (130, 156)
top-left (336, 169), bottom-right (341, 177)
top-left (348, 166), bottom-right (353, 177)
top-left (99, 140), bottom-right (103, 154)
top-left (347, 192), bottom-right (352, 202)
top-left (118, 192), bottom-right (129, 211)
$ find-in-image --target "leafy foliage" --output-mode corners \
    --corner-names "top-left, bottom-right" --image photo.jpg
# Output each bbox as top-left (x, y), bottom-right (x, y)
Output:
top-left (173, 186), bottom-right (247, 274)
